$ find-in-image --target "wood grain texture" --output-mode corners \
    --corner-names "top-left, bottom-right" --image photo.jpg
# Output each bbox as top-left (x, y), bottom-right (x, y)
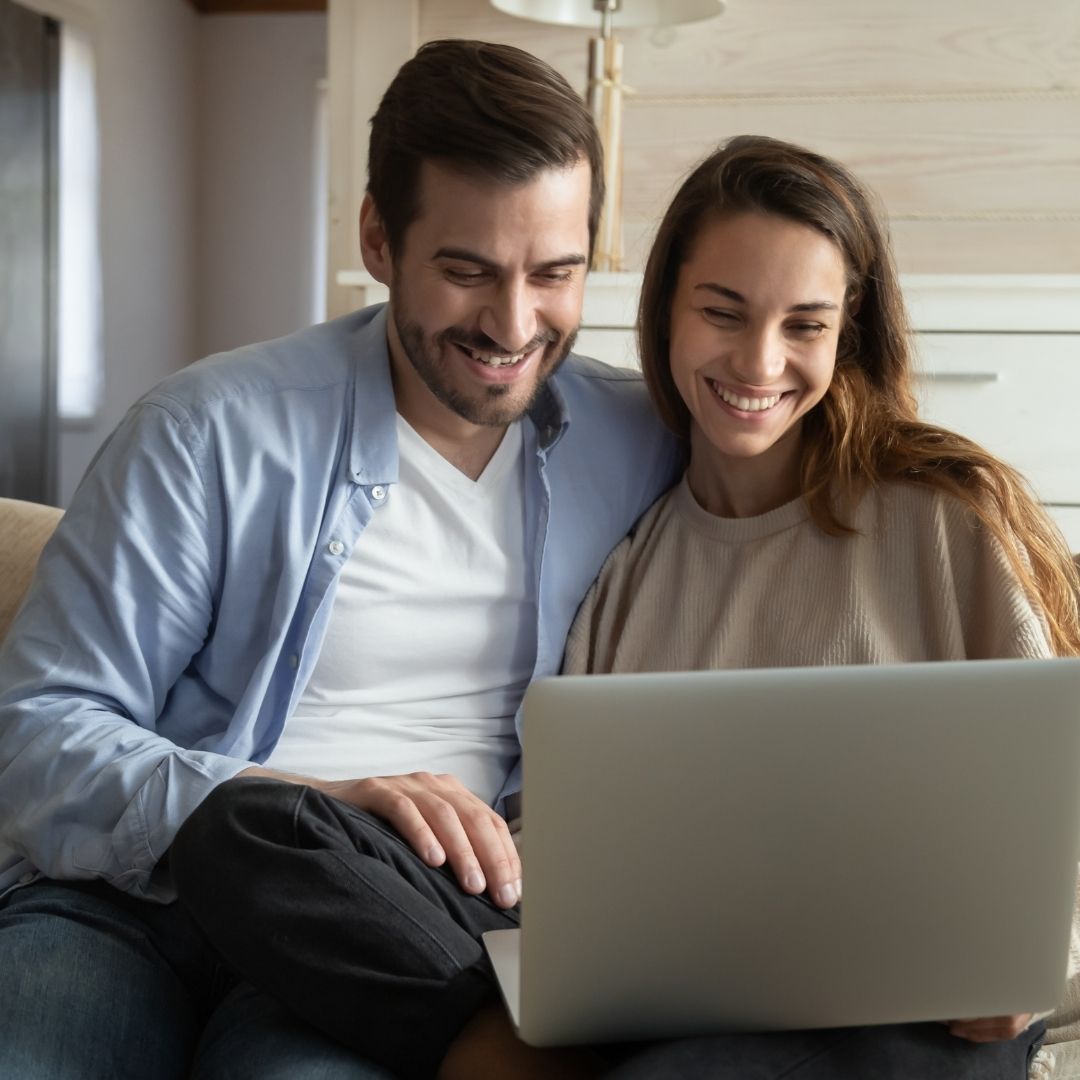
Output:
top-left (417, 0), bottom-right (1080, 273)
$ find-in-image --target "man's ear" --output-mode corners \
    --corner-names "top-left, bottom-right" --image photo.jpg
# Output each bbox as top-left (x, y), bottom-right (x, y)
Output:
top-left (359, 194), bottom-right (392, 285)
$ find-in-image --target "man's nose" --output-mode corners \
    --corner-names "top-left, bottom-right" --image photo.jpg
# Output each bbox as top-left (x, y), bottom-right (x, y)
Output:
top-left (478, 279), bottom-right (538, 354)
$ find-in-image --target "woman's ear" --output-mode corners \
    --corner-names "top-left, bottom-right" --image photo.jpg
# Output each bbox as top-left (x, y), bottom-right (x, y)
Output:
top-left (359, 194), bottom-right (392, 284)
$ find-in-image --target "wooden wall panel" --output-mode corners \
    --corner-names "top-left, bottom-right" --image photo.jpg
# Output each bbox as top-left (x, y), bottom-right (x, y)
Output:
top-left (417, 0), bottom-right (1080, 274)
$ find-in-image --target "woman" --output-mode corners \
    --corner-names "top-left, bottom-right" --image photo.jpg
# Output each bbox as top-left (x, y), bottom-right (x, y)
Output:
top-left (559, 134), bottom-right (1080, 1079)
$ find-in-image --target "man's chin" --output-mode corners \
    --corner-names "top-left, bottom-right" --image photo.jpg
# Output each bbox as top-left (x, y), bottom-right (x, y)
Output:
top-left (447, 342), bottom-right (571, 426)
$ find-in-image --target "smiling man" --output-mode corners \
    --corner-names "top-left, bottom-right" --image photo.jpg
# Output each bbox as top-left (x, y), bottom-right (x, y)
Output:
top-left (0, 40), bottom-right (679, 1080)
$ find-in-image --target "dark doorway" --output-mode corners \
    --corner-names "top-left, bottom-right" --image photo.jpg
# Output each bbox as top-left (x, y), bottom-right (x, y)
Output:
top-left (0, 0), bottom-right (58, 505)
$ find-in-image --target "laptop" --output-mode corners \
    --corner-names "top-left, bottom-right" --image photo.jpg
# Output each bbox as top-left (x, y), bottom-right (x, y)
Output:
top-left (482, 658), bottom-right (1080, 1047)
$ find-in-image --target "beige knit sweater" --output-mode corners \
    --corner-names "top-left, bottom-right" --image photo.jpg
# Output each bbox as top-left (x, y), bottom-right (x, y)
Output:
top-left (564, 475), bottom-right (1051, 675)
top-left (561, 475), bottom-right (1080, 1057)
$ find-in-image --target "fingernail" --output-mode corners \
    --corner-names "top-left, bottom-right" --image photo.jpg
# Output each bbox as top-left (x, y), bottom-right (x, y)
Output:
top-left (466, 870), bottom-right (485, 893)
top-left (427, 843), bottom-right (445, 865)
top-left (498, 883), bottom-right (518, 907)
top-left (515, 878), bottom-right (522, 899)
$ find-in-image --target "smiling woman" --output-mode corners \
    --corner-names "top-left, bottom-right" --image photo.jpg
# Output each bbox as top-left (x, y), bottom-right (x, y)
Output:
top-left (559, 132), bottom-right (1080, 1078)
top-left (668, 212), bottom-right (847, 518)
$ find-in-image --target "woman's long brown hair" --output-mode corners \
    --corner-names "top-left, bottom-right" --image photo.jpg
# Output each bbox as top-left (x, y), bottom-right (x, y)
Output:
top-left (638, 134), bottom-right (1080, 656)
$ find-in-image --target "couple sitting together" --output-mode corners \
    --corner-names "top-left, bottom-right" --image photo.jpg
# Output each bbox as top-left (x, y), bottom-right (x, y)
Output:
top-left (1, 37), bottom-right (1076, 1080)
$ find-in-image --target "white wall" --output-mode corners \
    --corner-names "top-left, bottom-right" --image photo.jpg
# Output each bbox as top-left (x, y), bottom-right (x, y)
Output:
top-left (196, 13), bottom-right (327, 358)
top-left (51, 0), bottom-right (199, 504)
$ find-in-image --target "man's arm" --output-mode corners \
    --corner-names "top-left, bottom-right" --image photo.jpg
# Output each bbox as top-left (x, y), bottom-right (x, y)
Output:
top-left (0, 402), bottom-right (247, 899)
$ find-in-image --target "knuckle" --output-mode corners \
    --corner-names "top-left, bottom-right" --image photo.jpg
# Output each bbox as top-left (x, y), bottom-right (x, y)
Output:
top-left (457, 804), bottom-right (489, 827)
top-left (384, 790), bottom-right (416, 815)
top-left (427, 799), bottom-right (459, 825)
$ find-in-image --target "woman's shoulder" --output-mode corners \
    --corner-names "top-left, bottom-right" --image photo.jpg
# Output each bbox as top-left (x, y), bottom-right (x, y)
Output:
top-left (582, 484), bottom-right (679, 599)
top-left (858, 479), bottom-right (994, 540)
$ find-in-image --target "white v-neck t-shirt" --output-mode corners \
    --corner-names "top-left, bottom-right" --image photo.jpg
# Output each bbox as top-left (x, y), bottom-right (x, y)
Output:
top-left (266, 416), bottom-right (534, 806)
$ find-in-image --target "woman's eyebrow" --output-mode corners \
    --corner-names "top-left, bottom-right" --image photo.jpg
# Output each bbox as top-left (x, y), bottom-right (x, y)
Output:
top-left (692, 284), bottom-right (838, 313)
top-left (693, 283), bottom-right (745, 303)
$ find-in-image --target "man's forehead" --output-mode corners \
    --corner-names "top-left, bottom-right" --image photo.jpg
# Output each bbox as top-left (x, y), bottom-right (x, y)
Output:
top-left (403, 158), bottom-right (592, 261)
top-left (412, 159), bottom-right (590, 219)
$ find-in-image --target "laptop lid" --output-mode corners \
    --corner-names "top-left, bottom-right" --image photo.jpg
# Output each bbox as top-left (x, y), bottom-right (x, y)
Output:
top-left (492, 658), bottom-right (1080, 1047)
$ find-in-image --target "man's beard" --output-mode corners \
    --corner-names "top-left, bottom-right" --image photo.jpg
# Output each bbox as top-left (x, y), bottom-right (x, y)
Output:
top-left (392, 311), bottom-right (577, 428)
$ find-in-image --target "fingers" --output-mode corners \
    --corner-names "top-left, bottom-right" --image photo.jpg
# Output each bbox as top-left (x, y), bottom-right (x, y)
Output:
top-left (946, 1013), bottom-right (1034, 1043)
top-left (438, 798), bottom-right (520, 908)
top-left (339, 773), bottom-right (522, 908)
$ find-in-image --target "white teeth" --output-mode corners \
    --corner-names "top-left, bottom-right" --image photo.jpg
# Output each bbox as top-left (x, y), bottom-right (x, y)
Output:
top-left (469, 348), bottom-right (526, 368)
top-left (714, 383), bottom-right (782, 412)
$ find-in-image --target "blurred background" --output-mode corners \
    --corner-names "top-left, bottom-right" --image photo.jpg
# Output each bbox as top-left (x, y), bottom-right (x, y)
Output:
top-left (1, 0), bottom-right (1077, 506)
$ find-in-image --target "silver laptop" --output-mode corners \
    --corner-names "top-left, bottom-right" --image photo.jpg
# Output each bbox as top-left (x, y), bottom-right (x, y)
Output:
top-left (483, 658), bottom-right (1080, 1047)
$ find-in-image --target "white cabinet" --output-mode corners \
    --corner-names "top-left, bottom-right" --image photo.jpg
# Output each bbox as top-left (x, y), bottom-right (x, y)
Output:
top-left (338, 269), bottom-right (1080, 548)
top-left (913, 334), bottom-right (1080, 506)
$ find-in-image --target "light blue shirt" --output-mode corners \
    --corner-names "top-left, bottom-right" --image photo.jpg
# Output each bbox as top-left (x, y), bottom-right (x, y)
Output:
top-left (0, 306), bottom-right (680, 900)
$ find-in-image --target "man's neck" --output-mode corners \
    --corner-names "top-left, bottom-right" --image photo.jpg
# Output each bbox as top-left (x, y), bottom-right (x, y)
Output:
top-left (410, 420), bottom-right (510, 482)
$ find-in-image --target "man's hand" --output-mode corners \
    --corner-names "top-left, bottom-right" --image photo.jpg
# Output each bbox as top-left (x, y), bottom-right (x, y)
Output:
top-left (239, 766), bottom-right (521, 909)
top-left (946, 1014), bottom-right (1034, 1043)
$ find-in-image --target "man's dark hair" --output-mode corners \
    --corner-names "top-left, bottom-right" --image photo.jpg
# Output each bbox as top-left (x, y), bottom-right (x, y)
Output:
top-left (368, 40), bottom-right (604, 257)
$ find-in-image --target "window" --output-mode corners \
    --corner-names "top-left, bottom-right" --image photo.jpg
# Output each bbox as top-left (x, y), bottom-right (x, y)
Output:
top-left (57, 18), bottom-right (102, 422)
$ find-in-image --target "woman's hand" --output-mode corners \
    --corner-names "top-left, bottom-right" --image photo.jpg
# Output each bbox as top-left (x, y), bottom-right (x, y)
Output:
top-left (946, 1014), bottom-right (1034, 1042)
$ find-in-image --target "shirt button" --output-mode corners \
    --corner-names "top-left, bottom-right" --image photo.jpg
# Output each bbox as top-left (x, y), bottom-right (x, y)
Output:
top-left (370, 485), bottom-right (386, 501)
top-left (288, 653), bottom-right (299, 669)
top-left (18, 872), bottom-right (35, 884)
top-left (327, 540), bottom-right (344, 556)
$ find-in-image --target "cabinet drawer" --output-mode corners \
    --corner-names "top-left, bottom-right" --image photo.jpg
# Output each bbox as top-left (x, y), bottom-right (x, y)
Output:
top-left (913, 334), bottom-right (1080, 505)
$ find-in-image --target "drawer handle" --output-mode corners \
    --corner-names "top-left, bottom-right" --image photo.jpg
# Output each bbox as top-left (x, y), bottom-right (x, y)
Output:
top-left (916, 371), bottom-right (1000, 384)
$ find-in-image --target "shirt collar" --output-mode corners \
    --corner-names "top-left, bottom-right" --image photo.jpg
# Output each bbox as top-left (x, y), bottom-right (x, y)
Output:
top-left (347, 305), bottom-right (399, 487)
top-left (526, 368), bottom-right (571, 453)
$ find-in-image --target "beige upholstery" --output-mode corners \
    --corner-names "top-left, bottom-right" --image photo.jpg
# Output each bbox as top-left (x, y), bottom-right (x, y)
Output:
top-left (0, 497), bottom-right (63, 646)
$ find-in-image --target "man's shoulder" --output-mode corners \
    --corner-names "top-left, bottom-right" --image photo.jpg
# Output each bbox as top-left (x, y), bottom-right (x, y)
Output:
top-left (141, 309), bottom-right (379, 423)
top-left (556, 351), bottom-right (648, 390)
top-left (553, 352), bottom-right (656, 426)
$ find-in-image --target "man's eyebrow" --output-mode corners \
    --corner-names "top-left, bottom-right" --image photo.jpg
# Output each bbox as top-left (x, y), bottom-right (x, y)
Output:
top-left (693, 283), bottom-right (840, 312)
top-left (433, 248), bottom-right (588, 271)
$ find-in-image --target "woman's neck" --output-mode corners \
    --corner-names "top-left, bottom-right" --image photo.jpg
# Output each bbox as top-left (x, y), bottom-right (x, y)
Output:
top-left (686, 426), bottom-right (803, 519)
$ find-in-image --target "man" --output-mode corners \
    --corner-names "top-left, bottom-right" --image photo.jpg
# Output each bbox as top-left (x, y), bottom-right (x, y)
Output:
top-left (0, 40), bottom-right (679, 1078)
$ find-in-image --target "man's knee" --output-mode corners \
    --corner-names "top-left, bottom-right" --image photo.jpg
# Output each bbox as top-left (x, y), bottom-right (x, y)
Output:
top-left (170, 776), bottom-right (299, 879)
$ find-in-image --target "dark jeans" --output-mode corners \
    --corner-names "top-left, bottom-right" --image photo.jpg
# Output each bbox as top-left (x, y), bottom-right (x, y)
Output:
top-left (171, 776), bottom-right (1046, 1080)
top-left (0, 876), bottom-right (394, 1079)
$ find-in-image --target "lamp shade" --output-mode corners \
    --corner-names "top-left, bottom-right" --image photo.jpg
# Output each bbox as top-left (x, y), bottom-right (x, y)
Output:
top-left (489, 0), bottom-right (724, 29)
